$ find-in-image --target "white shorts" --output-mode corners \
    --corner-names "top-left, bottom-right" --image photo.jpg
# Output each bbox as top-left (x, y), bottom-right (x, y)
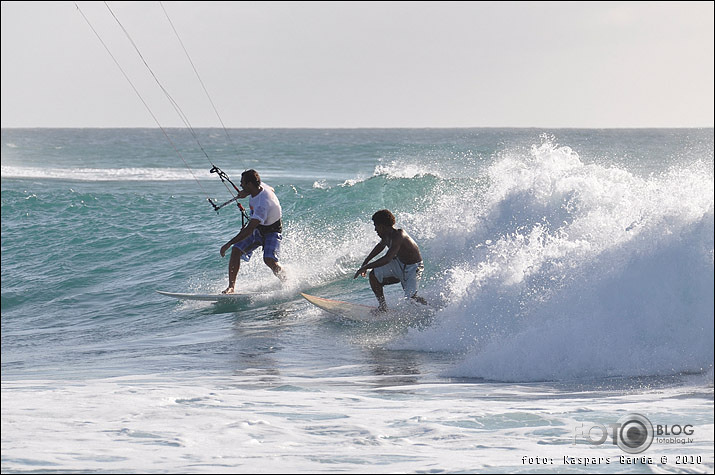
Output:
top-left (373, 258), bottom-right (424, 298)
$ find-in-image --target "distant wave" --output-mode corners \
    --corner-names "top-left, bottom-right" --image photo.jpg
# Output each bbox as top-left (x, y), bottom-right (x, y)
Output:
top-left (1, 166), bottom-right (204, 181)
top-left (1, 166), bottom-right (346, 183)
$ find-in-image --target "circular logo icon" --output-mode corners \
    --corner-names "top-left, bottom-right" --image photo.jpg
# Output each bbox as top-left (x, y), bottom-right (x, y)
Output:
top-left (616, 413), bottom-right (654, 454)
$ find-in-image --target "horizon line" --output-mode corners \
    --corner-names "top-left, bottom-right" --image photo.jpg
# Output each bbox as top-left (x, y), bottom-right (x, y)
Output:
top-left (2, 125), bottom-right (714, 130)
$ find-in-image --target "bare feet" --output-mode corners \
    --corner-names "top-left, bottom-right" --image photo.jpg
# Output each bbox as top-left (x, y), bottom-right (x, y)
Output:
top-left (222, 287), bottom-right (234, 294)
top-left (371, 306), bottom-right (388, 316)
top-left (273, 265), bottom-right (288, 283)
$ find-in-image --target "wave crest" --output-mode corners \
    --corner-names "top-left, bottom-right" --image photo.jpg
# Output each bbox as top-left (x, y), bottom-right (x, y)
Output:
top-left (395, 139), bottom-right (714, 381)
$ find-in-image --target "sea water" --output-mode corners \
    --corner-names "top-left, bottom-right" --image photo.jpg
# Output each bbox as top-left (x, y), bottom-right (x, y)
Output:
top-left (2, 128), bottom-right (713, 473)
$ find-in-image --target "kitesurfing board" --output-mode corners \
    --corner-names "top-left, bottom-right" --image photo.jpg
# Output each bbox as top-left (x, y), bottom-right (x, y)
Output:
top-left (157, 290), bottom-right (258, 302)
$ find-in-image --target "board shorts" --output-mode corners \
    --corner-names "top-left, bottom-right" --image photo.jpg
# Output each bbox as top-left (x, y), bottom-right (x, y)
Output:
top-left (233, 229), bottom-right (282, 263)
top-left (373, 258), bottom-right (424, 299)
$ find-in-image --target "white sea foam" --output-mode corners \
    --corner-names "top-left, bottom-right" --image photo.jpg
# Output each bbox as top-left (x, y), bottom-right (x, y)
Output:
top-left (2, 373), bottom-right (712, 473)
top-left (395, 140), bottom-right (714, 382)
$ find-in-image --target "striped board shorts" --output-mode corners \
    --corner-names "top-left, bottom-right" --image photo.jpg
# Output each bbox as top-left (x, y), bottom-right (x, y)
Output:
top-left (373, 257), bottom-right (424, 298)
top-left (233, 229), bottom-right (282, 262)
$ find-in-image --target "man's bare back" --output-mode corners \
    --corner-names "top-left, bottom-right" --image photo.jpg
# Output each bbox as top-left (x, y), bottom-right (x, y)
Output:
top-left (385, 228), bottom-right (422, 265)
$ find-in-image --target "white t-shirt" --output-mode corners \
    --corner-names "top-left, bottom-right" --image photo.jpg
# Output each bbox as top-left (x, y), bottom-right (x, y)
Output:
top-left (249, 184), bottom-right (282, 226)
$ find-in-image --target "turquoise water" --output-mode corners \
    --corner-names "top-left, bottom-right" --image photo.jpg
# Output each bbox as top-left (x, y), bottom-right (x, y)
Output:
top-left (2, 128), bottom-right (713, 472)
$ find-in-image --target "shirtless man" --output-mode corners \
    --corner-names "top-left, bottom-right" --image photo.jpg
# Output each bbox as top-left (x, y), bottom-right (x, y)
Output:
top-left (353, 209), bottom-right (427, 311)
top-left (220, 169), bottom-right (285, 293)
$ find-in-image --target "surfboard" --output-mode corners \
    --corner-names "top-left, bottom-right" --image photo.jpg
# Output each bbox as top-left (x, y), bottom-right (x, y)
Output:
top-left (156, 290), bottom-right (257, 302)
top-left (300, 292), bottom-right (426, 322)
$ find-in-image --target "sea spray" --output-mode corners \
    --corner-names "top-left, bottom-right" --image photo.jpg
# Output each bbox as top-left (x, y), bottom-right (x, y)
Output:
top-left (394, 138), bottom-right (714, 381)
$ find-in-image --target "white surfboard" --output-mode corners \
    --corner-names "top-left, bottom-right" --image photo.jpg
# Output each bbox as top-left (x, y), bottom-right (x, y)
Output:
top-left (156, 290), bottom-right (258, 302)
top-left (300, 292), bottom-right (427, 322)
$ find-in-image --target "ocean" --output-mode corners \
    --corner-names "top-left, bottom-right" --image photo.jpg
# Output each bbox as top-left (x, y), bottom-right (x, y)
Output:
top-left (2, 127), bottom-right (713, 473)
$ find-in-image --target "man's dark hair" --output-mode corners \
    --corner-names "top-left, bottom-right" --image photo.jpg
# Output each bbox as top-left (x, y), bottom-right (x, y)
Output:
top-left (372, 209), bottom-right (395, 227)
top-left (241, 169), bottom-right (261, 187)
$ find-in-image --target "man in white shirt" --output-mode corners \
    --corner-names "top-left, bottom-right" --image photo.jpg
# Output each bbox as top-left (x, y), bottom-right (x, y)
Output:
top-left (220, 169), bottom-right (285, 293)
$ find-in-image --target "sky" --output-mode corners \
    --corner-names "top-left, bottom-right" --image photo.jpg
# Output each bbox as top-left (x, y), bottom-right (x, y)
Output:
top-left (1, 1), bottom-right (713, 128)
